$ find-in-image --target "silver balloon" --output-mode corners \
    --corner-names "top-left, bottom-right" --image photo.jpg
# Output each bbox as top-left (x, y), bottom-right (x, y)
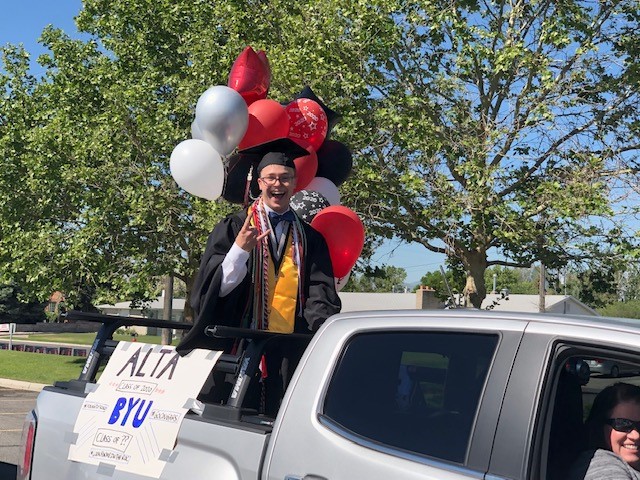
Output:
top-left (305, 176), bottom-right (341, 205)
top-left (194, 85), bottom-right (249, 156)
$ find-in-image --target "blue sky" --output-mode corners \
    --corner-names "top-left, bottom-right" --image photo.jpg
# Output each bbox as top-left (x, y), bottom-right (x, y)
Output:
top-left (0, 0), bottom-right (446, 284)
top-left (1, 0), bottom-right (83, 75)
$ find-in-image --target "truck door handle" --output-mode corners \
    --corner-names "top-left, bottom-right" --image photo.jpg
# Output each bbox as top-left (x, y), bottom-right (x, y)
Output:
top-left (285, 475), bottom-right (328, 480)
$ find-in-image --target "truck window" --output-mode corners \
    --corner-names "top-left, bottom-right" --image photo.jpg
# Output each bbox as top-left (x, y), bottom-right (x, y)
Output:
top-left (322, 331), bottom-right (498, 464)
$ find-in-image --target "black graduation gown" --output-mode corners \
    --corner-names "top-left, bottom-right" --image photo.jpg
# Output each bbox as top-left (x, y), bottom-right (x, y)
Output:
top-left (176, 210), bottom-right (341, 355)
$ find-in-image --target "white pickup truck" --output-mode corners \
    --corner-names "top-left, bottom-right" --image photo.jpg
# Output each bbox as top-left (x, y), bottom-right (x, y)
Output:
top-left (17, 309), bottom-right (640, 480)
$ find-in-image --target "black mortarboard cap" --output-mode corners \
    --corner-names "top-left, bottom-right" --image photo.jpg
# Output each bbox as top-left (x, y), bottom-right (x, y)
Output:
top-left (239, 138), bottom-right (309, 175)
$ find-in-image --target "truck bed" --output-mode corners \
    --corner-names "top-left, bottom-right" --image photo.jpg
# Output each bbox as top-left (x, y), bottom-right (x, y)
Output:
top-left (31, 386), bottom-right (271, 480)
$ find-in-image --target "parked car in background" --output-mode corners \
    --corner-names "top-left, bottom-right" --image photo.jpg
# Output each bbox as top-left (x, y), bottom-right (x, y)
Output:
top-left (584, 358), bottom-right (639, 377)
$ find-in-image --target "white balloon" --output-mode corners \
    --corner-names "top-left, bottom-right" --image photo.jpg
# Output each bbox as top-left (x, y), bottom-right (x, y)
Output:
top-left (191, 120), bottom-right (203, 140)
top-left (305, 177), bottom-right (341, 205)
top-left (170, 139), bottom-right (224, 200)
top-left (334, 270), bottom-right (351, 292)
top-left (195, 85), bottom-right (248, 156)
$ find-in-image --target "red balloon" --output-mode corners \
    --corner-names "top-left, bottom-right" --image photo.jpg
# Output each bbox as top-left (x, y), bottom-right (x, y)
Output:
top-left (295, 85), bottom-right (342, 137)
top-left (311, 206), bottom-right (364, 278)
top-left (293, 148), bottom-right (318, 192)
top-left (227, 46), bottom-right (271, 106)
top-left (285, 99), bottom-right (328, 151)
top-left (238, 99), bottom-right (290, 150)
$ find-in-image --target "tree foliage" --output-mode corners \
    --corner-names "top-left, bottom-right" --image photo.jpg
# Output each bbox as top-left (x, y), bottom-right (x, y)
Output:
top-left (485, 266), bottom-right (539, 295)
top-left (340, 0), bottom-right (640, 307)
top-left (599, 300), bottom-right (640, 319)
top-left (0, 282), bottom-right (46, 324)
top-left (0, 4), bottom-right (239, 315)
top-left (342, 265), bottom-right (407, 292)
top-left (575, 266), bottom-right (619, 308)
top-left (1, 0), bottom-right (639, 314)
top-left (418, 263), bottom-right (466, 301)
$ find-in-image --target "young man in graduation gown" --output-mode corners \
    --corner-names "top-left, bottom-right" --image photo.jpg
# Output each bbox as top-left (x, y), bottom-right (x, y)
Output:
top-left (176, 139), bottom-right (341, 410)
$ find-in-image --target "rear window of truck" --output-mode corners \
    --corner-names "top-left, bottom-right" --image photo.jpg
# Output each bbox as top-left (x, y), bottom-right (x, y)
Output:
top-left (323, 331), bottom-right (498, 464)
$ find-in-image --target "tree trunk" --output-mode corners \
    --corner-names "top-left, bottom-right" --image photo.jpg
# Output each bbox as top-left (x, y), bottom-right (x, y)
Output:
top-left (173, 274), bottom-right (196, 343)
top-left (182, 273), bottom-right (196, 323)
top-left (462, 250), bottom-right (488, 309)
top-left (161, 275), bottom-right (173, 346)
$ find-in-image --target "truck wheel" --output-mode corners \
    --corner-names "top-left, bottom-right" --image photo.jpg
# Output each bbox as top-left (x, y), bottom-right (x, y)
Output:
top-left (610, 365), bottom-right (619, 378)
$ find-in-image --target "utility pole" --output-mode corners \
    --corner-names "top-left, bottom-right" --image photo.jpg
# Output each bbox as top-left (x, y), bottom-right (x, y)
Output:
top-left (162, 275), bottom-right (173, 345)
top-left (440, 266), bottom-right (457, 308)
top-left (537, 215), bottom-right (547, 313)
top-left (539, 262), bottom-right (546, 313)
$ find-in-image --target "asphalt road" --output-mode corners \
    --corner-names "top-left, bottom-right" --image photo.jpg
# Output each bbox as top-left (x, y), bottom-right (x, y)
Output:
top-left (0, 386), bottom-right (39, 478)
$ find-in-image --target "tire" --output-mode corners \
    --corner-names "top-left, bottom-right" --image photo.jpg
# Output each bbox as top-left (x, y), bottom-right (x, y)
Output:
top-left (610, 365), bottom-right (620, 378)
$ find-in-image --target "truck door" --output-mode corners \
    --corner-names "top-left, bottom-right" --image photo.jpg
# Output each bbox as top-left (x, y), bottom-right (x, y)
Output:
top-left (490, 321), bottom-right (640, 480)
top-left (263, 315), bottom-right (526, 480)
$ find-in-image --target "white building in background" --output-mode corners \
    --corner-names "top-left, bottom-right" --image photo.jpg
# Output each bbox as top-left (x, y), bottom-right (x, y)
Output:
top-left (480, 293), bottom-right (599, 316)
top-left (97, 288), bottom-right (597, 335)
top-left (97, 297), bottom-right (186, 321)
top-left (97, 287), bottom-right (442, 318)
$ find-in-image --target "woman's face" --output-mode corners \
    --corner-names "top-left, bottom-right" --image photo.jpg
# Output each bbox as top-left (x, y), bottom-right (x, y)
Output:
top-left (605, 401), bottom-right (640, 470)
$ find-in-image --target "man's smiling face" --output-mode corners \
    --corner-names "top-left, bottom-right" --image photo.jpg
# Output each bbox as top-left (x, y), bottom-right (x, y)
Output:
top-left (258, 164), bottom-right (297, 214)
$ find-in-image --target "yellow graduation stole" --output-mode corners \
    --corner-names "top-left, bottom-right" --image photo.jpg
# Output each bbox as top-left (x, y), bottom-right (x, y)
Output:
top-left (265, 232), bottom-right (299, 333)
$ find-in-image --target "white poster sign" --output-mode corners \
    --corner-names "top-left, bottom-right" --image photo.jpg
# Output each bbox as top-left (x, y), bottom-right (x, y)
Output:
top-left (0, 323), bottom-right (15, 333)
top-left (68, 342), bottom-right (221, 478)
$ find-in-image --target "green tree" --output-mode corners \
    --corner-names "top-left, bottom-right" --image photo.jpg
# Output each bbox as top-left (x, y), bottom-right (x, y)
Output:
top-left (0, 282), bottom-right (46, 324)
top-left (2, 0), bottom-right (640, 314)
top-left (599, 300), bottom-right (640, 319)
top-left (341, 0), bottom-right (640, 307)
top-left (0, 7), bottom-right (238, 316)
top-left (343, 265), bottom-right (407, 292)
top-left (574, 265), bottom-right (620, 308)
top-left (484, 266), bottom-right (538, 295)
top-left (418, 263), bottom-right (466, 301)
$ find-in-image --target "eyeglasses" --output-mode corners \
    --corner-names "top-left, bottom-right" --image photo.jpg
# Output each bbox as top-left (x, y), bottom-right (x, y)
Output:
top-left (605, 418), bottom-right (640, 433)
top-left (259, 175), bottom-right (294, 186)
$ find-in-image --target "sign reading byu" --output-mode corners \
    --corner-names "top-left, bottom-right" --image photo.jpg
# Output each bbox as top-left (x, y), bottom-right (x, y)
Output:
top-left (68, 342), bottom-right (221, 478)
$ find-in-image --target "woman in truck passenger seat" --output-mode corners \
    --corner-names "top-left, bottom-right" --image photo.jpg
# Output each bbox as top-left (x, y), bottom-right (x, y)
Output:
top-left (568, 382), bottom-right (640, 479)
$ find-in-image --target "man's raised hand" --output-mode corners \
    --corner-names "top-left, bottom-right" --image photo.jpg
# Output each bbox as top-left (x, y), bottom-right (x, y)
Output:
top-left (235, 214), bottom-right (270, 252)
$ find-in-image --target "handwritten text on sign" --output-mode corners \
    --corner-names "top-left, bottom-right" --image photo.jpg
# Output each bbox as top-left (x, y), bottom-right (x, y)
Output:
top-left (68, 342), bottom-right (221, 478)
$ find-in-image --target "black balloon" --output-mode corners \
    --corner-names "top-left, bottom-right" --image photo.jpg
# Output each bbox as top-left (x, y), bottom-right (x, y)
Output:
top-left (295, 85), bottom-right (342, 136)
top-left (223, 153), bottom-right (260, 204)
top-left (290, 190), bottom-right (330, 223)
top-left (316, 140), bottom-right (353, 186)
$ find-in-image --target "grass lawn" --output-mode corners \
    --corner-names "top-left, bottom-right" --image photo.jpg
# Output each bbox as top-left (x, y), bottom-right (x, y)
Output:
top-left (0, 349), bottom-right (86, 384)
top-left (24, 332), bottom-right (179, 345)
top-left (0, 333), bottom-right (180, 385)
